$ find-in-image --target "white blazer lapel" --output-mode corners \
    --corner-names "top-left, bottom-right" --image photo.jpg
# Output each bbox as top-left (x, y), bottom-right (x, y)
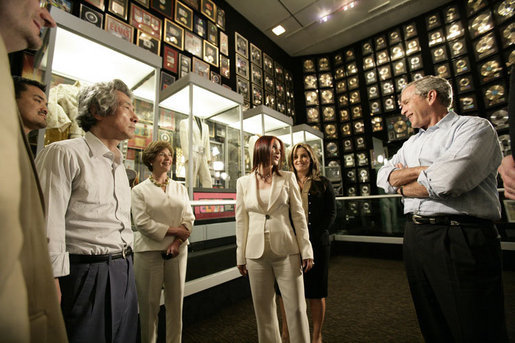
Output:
top-left (267, 173), bottom-right (285, 212)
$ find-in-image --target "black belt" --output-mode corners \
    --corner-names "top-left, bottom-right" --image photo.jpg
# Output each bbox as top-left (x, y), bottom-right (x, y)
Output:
top-left (407, 213), bottom-right (492, 226)
top-left (70, 247), bottom-right (133, 264)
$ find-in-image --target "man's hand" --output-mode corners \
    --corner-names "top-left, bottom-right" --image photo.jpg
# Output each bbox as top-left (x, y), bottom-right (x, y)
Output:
top-left (499, 155), bottom-right (515, 199)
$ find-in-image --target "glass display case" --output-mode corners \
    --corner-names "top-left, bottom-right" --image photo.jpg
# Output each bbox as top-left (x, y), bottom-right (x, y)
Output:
top-left (35, 7), bottom-right (161, 179)
top-left (242, 105), bottom-right (293, 173)
top-left (159, 73), bottom-right (244, 197)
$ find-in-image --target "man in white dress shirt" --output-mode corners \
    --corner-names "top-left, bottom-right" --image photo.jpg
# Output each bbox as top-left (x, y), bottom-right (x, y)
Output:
top-left (36, 79), bottom-right (139, 342)
top-left (377, 76), bottom-right (508, 343)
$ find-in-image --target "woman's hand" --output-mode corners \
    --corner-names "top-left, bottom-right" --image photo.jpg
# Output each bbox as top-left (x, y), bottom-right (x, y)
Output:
top-left (237, 264), bottom-right (248, 276)
top-left (167, 225), bottom-right (190, 241)
top-left (166, 239), bottom-right (182, 257)
top-left (302, 259), bottom-right (314, 272)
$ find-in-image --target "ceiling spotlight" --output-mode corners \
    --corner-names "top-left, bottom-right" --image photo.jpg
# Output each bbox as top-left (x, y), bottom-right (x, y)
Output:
top-left (320, 15), bottom-right (329, 22)
top-left (272, 25), bottom-right (285, 36)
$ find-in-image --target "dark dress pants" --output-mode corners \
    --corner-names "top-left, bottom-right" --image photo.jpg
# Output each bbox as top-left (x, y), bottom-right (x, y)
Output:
top-left (403, 221), bottom-right (508, 343)
top-left (59, 256), bottom-right (138, 343)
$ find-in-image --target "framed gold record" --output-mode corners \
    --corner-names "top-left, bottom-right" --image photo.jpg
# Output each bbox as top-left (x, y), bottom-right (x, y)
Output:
top-left (346, 62), bottom-right (358, 75)
top-left (468, 11), bottom-right (494, 39)
top-left (395, 76), bottom-right (408, 93)
top-left (456, 74), bottom-right (474, 93)
top-left (479, 57), bottom-right (503, 84)
top-left (345, 168), bottom-right (356, 182)
top-left (375, 35), bottom-right (387, 50)
top-left (353, 120), bottom-right (365, 134)
top-left (338, 94), bottom-right (349, 107)
top-left (321, 89), bottom-right (335, 105)
top-left (449, 38), bottom-right (467, 57)
top-left (343, 138), bottom-right (353, 152)
top-left (393, 59), bottom-right (407, 76)
top-left (371, 117), bottom-right (384, 132)
top-left (453, 56), bottom-right (471, 75)
top-left (303, 59), bottom-right (315, 73)
top-left (351, 105), bottom-right (362, 119)
top-left (489, 108), bottom-right (509, 130)
top-left (306, 107), bottom-right (320, 123)
top-left (387, 115), bottom-right (412, 141)
top-left (483, 83), bottom-right (506, 108)
top-left (431, 46), bottom-right (448, 63)
top-left (494, 0), bottom-right (515, 23)
top-left (348, 76), bottom-right (359, 90)
top-left (339, 109), bottom-right (350, 122)
top-left (466, 0), bottom-right (487, 16)
top-left (325, 142), bottom-right (339, 157)
top-left (474, 32), bottom-right (497, 60)
top-left (336, 80), bottom-right (347, 93)
top-left (363, 56), bottom-right (375, 70)
top-left (335, 66), bottom-right (346, 80)
top-left (334, 53), bottom-right (344, 66)
top-left (322, 106), bottom-right (336, 122)
top-left (304, 74), bottom-right (317, 90)
top-left (349, 90), bottom-right (360, 105)
top-left (358, 167), bottom-right (370, 182)
top-left (406, 38), bottom-right (421, 56)
top-left (319, 73), bottom-right (333, 88)
top-left (435, 63), bottom-right (451, 79)
top-left (360, 184), bottom-right (371, 196)
top-left (365, 70), bottom-right (377, 84)
top-left (428, 29), bottom-right (445, 47)
top-left (390, 44), bottom-right (405, 61)
top-left (362, 40), bottom-right (373, 55)
top-left (411, 71), bottom-right (425, 81)
top-left (355, 136), bottom-right (366, 150)
top-left (345, 49), bottom-right (356, 62)
top-left (381, 81), bottom-right (394, 96)
top-left (444, 4), bottom-right (460, 23)
top-left (408, 54), bottom-right (423, 71)
top-left (265, 92), bottom-right (276, 110)
top-left (459, 93), bottom-right (477, 112)
top-left (357, 152), bottom-right (368, 166)
top-left (305, 90), bottom-right (319, 106)
top-left (264, 74), bottom-right (274, 93)
top-left (367, 85), bottom-right (379, 99)
top-left (369, 100), bottom-right (381, 114)
top-left (378, 65), bottom-right (392, 81)
top-left (252, 84), bottom-right (263, 106)
top-left (426, 12), bottom-right (441, 30)
top-left (446, 21), bottom-right (464, 41)
top-left (500, 22), bottom-right (515, 48)
top-left (383, 95), bottom-right (396, 112)
top-left (343, 153), bottom-right (355, 167)
top-left (318, 57), bottom-right (330, 72)
top-left (376, 50), bottom-right (389, 66)
top-left (403, 23), bottom-right (417, 39)
top-left (389, 29), bottom-right (401, 44)
top-left (324, 124), bottom-right (338, 139)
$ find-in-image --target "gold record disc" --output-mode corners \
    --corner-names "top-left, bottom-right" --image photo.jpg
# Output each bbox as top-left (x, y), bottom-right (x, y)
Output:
top-left (437, 65), bottom-right (448, 74)
top-left (490, 109), bottom-right (508, 127)
top-left (341, 124), bottom-right (351, 136)
top-left (394, 120), bottom-right (407, 133)
top-left (364, 57), bottom-right (374, 67)
top-left (385, 98), bottom-right (394, 108)
top-left (456, 59), bottom-right (468, 71)
top-left (410, 56), bottom-right (420, 65)
top-left (371, 117), bottom-right (383, 131)
top-left (485, 85), bottom-right (505, 100)
top-left (363, 42), bottom-right (372, 51)
top-left (471, 14), bottom-right (492, 35)
top-left (326, 142), bottom-right (338, 154)
top-left (459, 77), bottom-right (471, 88)
top-left (379, 67), bottom-right (389, 76)
top-left (323, 107), bottom-right (335, 120)
top-left (446, 7), bottom-right (458, 22)
top-left (352, 106), bottom-right (362, 116)
top-left (394, 61), bottom-right (405, 71)
top-left (405, 25), bottom-right (415, 35)
top-left (434, 48), bottom-right (444, 57)
top-left (461, 97), bottom-right (474, 106)
top-left (344, 139), bottom-right (352, 148)
top-left (346, 169), bottom-right (355, 178)
top-left (476, 35), bottom-right (494, 53)
top-left (318, 58), bottom-right (329, 70)
top-left (354, 121), bottom-right (364, 133)
top-left (337, 81), bottom-right (347, 91)
top-left (369, 86), bottom-right (378, 96)
top-left (408, 40), bottom-right (419, 49)
top-left (366, 71), bottom-right (376, 82)
top-left (320, 73), bottom-right (332, 87)
top-left (334, 54), bottom-right (343, 64)
top-left (390, 31), bottom-right (399, 41)
top-left (392, 47), bottom-right (403, 58)
top-left (346, 50), bottom-right (355, 59)
top-left (304, 75), bottom-right (317, 88)
top-left (376, 37), bottom-right (385, 47)
top-left (325, 124), bottom-right (336, 135)
top-left (428, 15), bottom-right (438, 26)
top-left (348, 77), bottom-right (357, 86)
top-left (397, 78), bottom-right (407, 89)
top-left (307, 108), bottom-right (319, 120)
top-left (303, 59), bottom-right (314, 71)
top-left (371, 102), bottom-right (379, 110)
top-left (336, 68), bottom-right (345, 79)
top-left (347, 64), bottom-right (358, 74)
top-left (356, 137), bottom-right (365, 145)
top-left (357, 153), bottom-right (367, 162)
top-left (350, 92), bottom-right (359, 100)
top-left (430, 31), bottom-right (443, 43)
top-left (339, 95), bottom-right (348, 106)
top-left (305, 91), bottom-right (318, 104)
top-left (503, 23), bottom-right (514, 44)
top-left (481, 60), bottom-right (501, 76)
top-left (497, 1), bottom-right (515, 17)
top-left (322, 90), bottom-right (334, 102)
top-left (383, 82), bottom-right (393, 93)
top-left (448, 24), bottom-right (462, 38)
top-left (452, 41), bottom-right (464, 53)
top-left (340, 110), bottom-right (350, 121)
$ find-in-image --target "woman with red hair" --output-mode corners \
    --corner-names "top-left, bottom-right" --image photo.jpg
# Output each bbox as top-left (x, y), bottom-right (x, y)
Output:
top-left (236, 135), bottom-right (314, 343)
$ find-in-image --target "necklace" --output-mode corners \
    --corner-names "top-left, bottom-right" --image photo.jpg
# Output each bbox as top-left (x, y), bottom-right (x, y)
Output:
top-left (256, 171), bottom-right (272, 182)
top-left (149, 174), bottom-right (169, 188)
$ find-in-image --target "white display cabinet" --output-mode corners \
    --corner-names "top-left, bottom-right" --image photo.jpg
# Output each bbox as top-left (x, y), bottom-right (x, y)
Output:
top-left (242, 105), bottom-right (293, 173)
top-left (34, 7), bottom-right (161, 177)
top-left (159, 73), bottom-right (244, 198)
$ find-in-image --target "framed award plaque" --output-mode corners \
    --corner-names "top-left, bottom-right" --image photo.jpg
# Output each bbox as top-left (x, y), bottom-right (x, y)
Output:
top-left (151, 0), bottom-right (172, 19)
top-left (210, 71), bottom-right (221, 84)
top-left (459, 94), bottom-right (478, 112)
top-left (362, 40), bottom-right (373, 55)
top-left (371, 117), bottom-right (384, 132)
top-left (275, 62), bottom-right (285, 83)
top-left (216, 7), bottom-right (225, 30)
top-left (466, 0), bottom-right (487, 16)
top-left (444, 4), bottom-right (460, 23)
top-left (426, 12), bottom-right (441, 30)
top-left (303, 59), bottom-right (316, 73)
top-left (367, 85), bottom-right (379, 99)
top-left (109, 0), bottom-right (128, 20)
top-left (351, 105), bottom-right (362, 119)
top-left (276, 83), bottom-right (285, 102)
top-left (184, 31), bottom-right (202, 58)
top-left (318, 57), bottom-right (330, 71)
top-left (235, 32), bottom-right (248, 58)
top-left (304, 74), bottom-right (317, 90)
top-left (360, 184), bottom-right (371, 196)
top-left (349, 91), bottom-right (360, 105)
top-left (164, 19), bottom-right (183, 50)
top-left (105, 14), bottom-right (134, 42)
top-left (203, 40), bottom-right (219, 67)
top-left (378, 65), bottom-right (392, 81)
top-left (263, 53), bottom-right (274, 75)
top-left (343, 139), bottom-right (353, 152)
top-left (390, 44), bottom-right (405, 61)
top-left (369, 100), bottom-right (381, 114)
top-left (456, 74), bottom-right (474, 93)
top-left (489, 108), bottom-right (509, 130)
top-left (346, 62), bottom-right (358, 75)
top-left (200, 0), bottom-right (216, 22)
top-left (219, 30), bottom-right (228, 55)
top-left (358, 168), bottom-right (369, 182)
top-left (80, 4), bottom-right (103, 28)
top-left (363, 55), bottom-right (375, 70)
top-left (435, 63), bottom-right (451, 79)
top-left (355, 136), bottom-right (366, 150)
top-left (383, 95), bottom-right (396, 112)
top-left (393, 59), bottom-right (407, 76)
top-left (357, 152), bottom-right (368, 166)
top-left (160, 71), bottom-right (176, 91)
top-left (264, 74), bottom-right (274, 93)
top-left (344, 49), bottom-right (355, 62)
top-left (348, 76), bottom-right (359, 90)
top-left (474, 32), bottom-right (497, 60)
top-left (235, 53), bottom-right (249, 79)
top-left (406, 38), bottom-right (421, 55)
top-left (339, 109), bottom-right (350, 122)
top-left (431, 46), bottom-right (448, 63)
top-left (449, 38), bottom-right (467, 57)
top-left (136, 30), bottom-right (160, 55)
top-left (345, 169), bottom-right (356, 182)
top-left (335, 66), bottom-right (346, 80)
top-left (236, 76), bottom-right (250, 102)
top-left (194, 15), bottom-right (206, 38)
top-left (387, 115), bottom-right (412, 141)
top-left (179, 54), bottom-right (191, 78)
top-left (334, 53), bottom-right (344, 66)
top-left (408, 54), bottom-right (423, 71)
top-left (446, 21), bottom-right (464, 40)
top-left (250, 43), bottom-right (262, 66)
top-left (340, 123), bottom-right (351, 138)
top-left (318, 73), bottom-right (333, 88)
top-left (428, 29), bottom-right (445, 47)
top-left (338, 94), bottom-right (348, 107)
top-left (500, 23), bottom-right (515, 48)
top-left (85, 0), bottom-right (105, 11)
top-left (336, 80), bottom-right (347, 93)
top-left (131, 4), bottom-right (162, 40)
top-left (207, 21), bottom-right (218, 46)
top-left (494, 0), bottom-right (515, 23)
top-left (251, 64), bottom-right (263, 86)
top-left (324, 124), bottom-right (337, 139)
top-left (353, 120), bottom-right (365, 134)
top-left (479, 57), bottom-right (503, 84)
top-left (411, 71), bottom-right (425, 81)
top-left (220, 55), bottom-right (230, 78)
top-left (306, 107), bottom-right (320, 123)
top-left (468, 11), bottom-right (494, 39)
top-left (192, 56), bottom-right (210, 78)
top-left (403, 22), bottom-right (417, 39)
top-left (326, 142), bottom-right (339, 158)
top-left (305, 90), bottom-right (319, 106)
top-left (163, 45), bottom-right (178, 73)
top-left (343, 154), bottom-right (355, 169)
top-left (365, 70), bottom-right (377, 85)
top-left (376, 50), bottom-right (389, 66)
top-left (395, 76), bottom-right (408, 92)
top-left (374, 35), bottom-right (387, 50)
top-left (381, 81), bottom-right (394, 96)
top-left (321, 89), bottom-right (335, 105)
top-left (453, 56), bottom-right (471, 75)
top-left (389, 29), bottom-right (401, 44)
top-left (322, 106), bottom-right (336, 122)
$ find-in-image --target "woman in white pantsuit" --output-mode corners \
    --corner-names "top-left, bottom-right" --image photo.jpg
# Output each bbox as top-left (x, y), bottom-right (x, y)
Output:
top-left (131, 141), bottom-right (195, 343)
top-left (236, 135), bottom-right (314, 343)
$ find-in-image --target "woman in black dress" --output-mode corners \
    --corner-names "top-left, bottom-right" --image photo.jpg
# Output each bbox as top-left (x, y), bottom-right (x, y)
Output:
top-left (280, 143), bottom-right (336, 343)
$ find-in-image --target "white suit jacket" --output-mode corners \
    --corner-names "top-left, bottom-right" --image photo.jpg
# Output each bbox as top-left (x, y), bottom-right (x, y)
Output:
top-left (235, 171), bottom-right (313, 265)
top-left (179, 119), bottom-right (211, 162)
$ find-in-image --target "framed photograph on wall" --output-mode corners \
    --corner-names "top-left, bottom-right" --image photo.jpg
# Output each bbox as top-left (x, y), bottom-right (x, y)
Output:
top-left (219, 31), bottom-right (228, 55)
top-left (130, 4), bottom-right (162, 40)
top-left (160, 71), bottom-right (176, 90)
top-left (235, 32), bottom-right (248, 58)
top-left (201, 0), bottom-right (216, 22)
top-left (137, 30), bottom-right (161, 55)
top-left (203, 40), bottom-right (219, 67)
top-left (192, 57), bottom-right (210, 78)
top-left (250, 43), bottom-right (262, 66)
top-left (151, 0), bottom-right (172, 18)
top-left (194, 15), bottom-right (206, 38)
top-left (207, 21), bottom-right (218, 46)
top-left (235, 53), bottom-right (249, 79)
top-left (184, 31), bottom-right (202, 58)
top-left (175, 0), bottom-right (193, 31)
top-left (108, 0), bottom-right (128, 20)
top-left (85, 0), bottom-right (105, 11)
top-left (105, 14), bottom-right (134, 42)
top-left (179, 54), bottom-right (191, 78)
top-left (220, 55), bottom-right (230, 78)
top-left (80, 4), bottom-right (103, 28)
top-left (216, 8), bottom-right (225, 30)
top-left (164, 19), bottom-right (184, 50)
top-left (163, 45), bottom-right (179, 73)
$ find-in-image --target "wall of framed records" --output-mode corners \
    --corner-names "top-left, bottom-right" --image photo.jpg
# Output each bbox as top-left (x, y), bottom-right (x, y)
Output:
top-left (297, 0), bottom-right (514, 197)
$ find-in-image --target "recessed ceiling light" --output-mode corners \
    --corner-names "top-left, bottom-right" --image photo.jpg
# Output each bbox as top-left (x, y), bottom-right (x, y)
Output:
top-left (272, 25), bottom-right (286, 36)
top-left (320, 15), bottom-right (329, 22)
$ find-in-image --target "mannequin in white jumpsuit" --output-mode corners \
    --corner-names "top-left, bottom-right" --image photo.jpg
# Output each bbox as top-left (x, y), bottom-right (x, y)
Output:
top-left (179, 117), bottom-right (212, 188)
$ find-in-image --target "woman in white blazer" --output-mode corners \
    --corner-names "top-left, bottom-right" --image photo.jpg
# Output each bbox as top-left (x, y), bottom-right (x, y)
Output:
top-left (236, 135), bottom-right (314, 343)
top-left (131, 141), bottom-right (195, 343)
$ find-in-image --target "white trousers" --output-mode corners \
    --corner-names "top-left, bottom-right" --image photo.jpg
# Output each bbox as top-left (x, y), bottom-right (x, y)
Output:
top-left (186, 152), bottom-right (212, 188)
top-left (134, 244), bottom-right (187, 343)
top-left (246, 233), bottom-right (310, 343)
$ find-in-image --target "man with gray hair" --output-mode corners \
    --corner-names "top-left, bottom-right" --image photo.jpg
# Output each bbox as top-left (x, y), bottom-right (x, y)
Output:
top-left (377, 75), bottom-right (508, 342)
top-left (36, 79), bottom-right (139, 342)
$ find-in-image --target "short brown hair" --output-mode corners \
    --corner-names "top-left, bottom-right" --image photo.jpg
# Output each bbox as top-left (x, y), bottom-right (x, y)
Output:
top-left (142, 140), bottom-right (174, 172)
top-left (288, 143), bottom-right (321, 181)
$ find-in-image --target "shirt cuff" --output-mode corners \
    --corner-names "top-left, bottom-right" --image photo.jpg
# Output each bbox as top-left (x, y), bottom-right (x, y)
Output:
top-left (50, 251), bottom-right (70, 278)
top-left (417, 170), bottom-right (434, 197)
